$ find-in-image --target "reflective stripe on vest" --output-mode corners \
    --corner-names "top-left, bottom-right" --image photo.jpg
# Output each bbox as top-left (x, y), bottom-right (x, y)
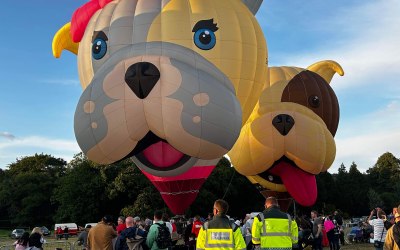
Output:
top-left (260, 213), bottom-right (293, 237)
top-left (204, 228), bottom-right (235, 248)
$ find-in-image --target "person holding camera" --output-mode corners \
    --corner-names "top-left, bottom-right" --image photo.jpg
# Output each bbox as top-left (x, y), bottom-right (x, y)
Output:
top-left (368, 208), bottom-right (387, 250)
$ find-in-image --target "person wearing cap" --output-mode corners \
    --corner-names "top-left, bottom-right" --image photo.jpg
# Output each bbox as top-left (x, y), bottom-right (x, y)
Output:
top-left (87, 215), bottom-right (117, 250)
top-left (384, 206), bottom-right (400, 250)
top-left (196, 199), bottom-right (246, 250)
top-left (133, 216), bottom-right (143, 229)
top-left (115, 216), bottom-right (147, 250)
top-left (252, 197), bottom-right (298, 250)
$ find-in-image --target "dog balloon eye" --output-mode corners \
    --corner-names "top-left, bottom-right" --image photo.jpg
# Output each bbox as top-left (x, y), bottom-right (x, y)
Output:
top-left (308, 95), bottom-right (320, 108)
top-left (193, 29), bottom-right (216, 50)
top-left (92, 38), bottom-right (107, 60)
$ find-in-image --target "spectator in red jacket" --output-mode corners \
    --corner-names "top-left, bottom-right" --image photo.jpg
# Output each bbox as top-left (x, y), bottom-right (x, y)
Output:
top-left (116, 216), bottom-right (126, 235)
top-left (191, 215), bottom-right (203, 239)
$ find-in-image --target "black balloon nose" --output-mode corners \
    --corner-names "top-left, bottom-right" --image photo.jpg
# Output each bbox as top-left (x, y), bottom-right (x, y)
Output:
top-left (125, 62), bottom-right (160, 99)
top-left (272, 114), bottom-right (295, 136)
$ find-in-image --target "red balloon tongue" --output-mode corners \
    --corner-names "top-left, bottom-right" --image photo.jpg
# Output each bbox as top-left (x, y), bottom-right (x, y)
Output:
top-left (142, 141), bottom-right (184, 167)
top-left (269, 162), bottom-right (317, 206)
top-left (142, 165), bottom-right (215, 214)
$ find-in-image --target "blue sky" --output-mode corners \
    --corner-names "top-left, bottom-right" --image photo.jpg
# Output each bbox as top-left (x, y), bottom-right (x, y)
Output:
top-left (0, 0), bottom-right (399, 173)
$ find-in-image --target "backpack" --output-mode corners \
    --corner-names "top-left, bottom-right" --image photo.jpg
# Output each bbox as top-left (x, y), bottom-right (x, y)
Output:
top-left (155, 223), bottom-right (172, 249)
top-left (126, 228), bottom-right (146, 250)
top-left (126, 236), bottom-right (145, 250)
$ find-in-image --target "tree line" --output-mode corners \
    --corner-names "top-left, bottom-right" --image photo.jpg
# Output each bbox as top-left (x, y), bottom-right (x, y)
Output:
top-left (314, 152), bottom-right (400, 218)
top-left (0, 152), bottom-right (398, 228)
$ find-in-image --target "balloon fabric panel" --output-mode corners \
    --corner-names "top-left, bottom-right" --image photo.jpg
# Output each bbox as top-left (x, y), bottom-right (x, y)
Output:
top-left (53, 0), bottom-right (343, 212)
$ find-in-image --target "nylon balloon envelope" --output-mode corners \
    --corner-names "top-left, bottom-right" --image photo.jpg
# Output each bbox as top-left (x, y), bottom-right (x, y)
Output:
top-left (53, 0), bottom-right (343, 212)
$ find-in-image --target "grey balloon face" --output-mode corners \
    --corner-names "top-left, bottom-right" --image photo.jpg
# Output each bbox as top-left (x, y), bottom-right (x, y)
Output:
top-left (72, 0), bottom-right (271, 176)
top-left (75, 40), bottom-right (242, 174)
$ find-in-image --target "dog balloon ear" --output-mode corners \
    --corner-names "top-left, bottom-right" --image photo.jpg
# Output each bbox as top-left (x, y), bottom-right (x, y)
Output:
top-left (52, 22), bottom-right (79, 58)
top-left (242, 0), bottom-right (263, 15)
top-left (307, 60), bottom-right (344, 84)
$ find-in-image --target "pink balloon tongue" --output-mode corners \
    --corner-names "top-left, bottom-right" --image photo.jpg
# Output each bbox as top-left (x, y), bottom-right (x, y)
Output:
top-left (142, 141), bottom-right (184, 168)
top-left (269, 161), bottom-right (317, 206)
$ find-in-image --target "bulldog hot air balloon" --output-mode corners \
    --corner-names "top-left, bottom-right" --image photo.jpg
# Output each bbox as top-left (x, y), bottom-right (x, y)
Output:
top-left (228, 62), bottom-right (344, 207)
top-left (52, 0), bottom-right (267, 213)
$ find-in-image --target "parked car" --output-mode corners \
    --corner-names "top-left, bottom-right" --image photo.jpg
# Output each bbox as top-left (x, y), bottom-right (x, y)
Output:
top-left (41, 226), bottom-right (51, 236)
top-left (10, 229), bottom-right (25, 239)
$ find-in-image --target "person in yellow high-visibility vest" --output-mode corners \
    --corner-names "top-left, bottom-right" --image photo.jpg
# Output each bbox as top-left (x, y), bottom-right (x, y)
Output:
top-left (197, 199), bottom-right (246, 250)
top-left (252, 197), bottom-right (298, 250)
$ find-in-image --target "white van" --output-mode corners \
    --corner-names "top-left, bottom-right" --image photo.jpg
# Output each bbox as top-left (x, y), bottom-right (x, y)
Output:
top-left (54, 223), bottom-right (78, 237)
top-left (84, 223), bottom-right (97, 228)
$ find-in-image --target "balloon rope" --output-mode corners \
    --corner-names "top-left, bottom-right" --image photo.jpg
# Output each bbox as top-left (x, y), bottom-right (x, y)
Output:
top-left (222, 168), bottom-right (236, 200)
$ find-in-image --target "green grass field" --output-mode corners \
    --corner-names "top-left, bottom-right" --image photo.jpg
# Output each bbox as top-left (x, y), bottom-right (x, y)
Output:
top-left (0, 234), bottom-right (78, 249)
top-left (0, 229), bottom-right (9, 237)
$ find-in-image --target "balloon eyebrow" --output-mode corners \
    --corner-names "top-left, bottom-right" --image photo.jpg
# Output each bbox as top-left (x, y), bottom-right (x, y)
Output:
top-left (192, 19), bottom-right (219, 32)
top-left (92, 31), bottom-right (108, 43)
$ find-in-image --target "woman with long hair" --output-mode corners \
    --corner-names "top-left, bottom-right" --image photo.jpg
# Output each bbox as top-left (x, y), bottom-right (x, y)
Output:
top-left (13, 231), bottom-right (29, 250)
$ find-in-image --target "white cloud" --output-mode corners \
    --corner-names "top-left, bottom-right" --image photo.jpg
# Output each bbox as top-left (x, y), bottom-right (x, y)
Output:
top-left (332, 101), bottom-right (400, 173)
top-left (264, 0), bottom-right (400, 91)
top-left (0, 132), bottom-right (15, 140)
top-left (0, 136), bottom-right (80, 168)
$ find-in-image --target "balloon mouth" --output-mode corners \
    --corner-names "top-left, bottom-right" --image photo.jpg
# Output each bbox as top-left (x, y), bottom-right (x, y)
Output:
top-left (127, 132), bottom-right (191, 171)
top-left (258, 156), bottom-right (317, 206)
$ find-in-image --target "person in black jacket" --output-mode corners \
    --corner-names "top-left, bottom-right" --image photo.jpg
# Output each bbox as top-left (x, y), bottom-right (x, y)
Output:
top-left (184, 218), bottom-right (195, 250)
top-left (333, 210), bottom-right (344, 246)
top-left (63, 226), bottom-right (69, 240)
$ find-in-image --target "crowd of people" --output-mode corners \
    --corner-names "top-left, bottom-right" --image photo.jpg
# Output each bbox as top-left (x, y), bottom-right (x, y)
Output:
top-left (75, 212), bottom-right (201, 250)
top-left (11, 200), bottom-right (400, 250)
top-left (69, 197), bottom-right (298, 250)
top-left (294, 206), bottom-right (400, 250)
top-left (13, 227), bottom-right (46, 250)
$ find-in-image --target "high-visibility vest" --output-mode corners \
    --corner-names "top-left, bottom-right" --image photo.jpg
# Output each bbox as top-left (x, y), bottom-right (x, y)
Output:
top-left (196, 218), bottom-right (246, 250)
top-left (252, 212), bottom-right (298, 250)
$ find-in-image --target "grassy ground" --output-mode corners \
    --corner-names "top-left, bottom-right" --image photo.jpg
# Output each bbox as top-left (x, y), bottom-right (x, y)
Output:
top-left (340, 244), bottom-right (374, 249)
top-left (0, 229), bottom-right (10, 238)
top-left (0, 235), bottom-right (78, 250)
